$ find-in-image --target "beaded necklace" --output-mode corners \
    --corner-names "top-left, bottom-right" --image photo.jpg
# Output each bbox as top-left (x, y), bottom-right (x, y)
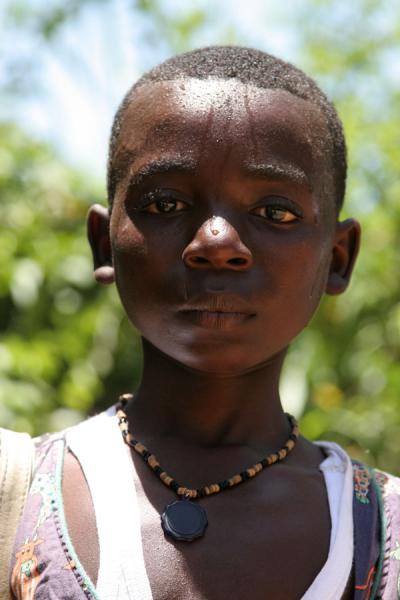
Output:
top-left (116, 393), bottom-right (299, 542)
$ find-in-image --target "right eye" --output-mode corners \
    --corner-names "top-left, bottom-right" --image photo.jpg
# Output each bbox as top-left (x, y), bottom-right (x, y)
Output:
top-left (141, 191), bottom-right (189, 214)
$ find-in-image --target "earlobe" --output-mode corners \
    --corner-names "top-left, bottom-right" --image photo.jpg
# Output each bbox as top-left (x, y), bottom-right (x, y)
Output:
top-left (326, 218), bottom-right (361, 295)
top-left (87, 204), bottom-right (115, 285)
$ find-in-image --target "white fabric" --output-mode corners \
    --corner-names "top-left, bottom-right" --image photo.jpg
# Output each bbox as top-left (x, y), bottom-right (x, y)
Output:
top-left (301, 441), bottom-right (354, 600)
top-left (66, 409), bottom-right (353, 600)
top-left (66, 407), bottom-right (153, 600)
top-left (0, 429), bottom-right (34, 600)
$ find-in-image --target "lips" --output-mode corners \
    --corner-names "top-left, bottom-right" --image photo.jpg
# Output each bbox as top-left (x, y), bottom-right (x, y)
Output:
top-left (178, 294), bottom-right (255, 330)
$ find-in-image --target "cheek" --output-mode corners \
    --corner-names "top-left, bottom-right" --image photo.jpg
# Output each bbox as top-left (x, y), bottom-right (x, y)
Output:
top-left (263, 234), bottom-right (331, 321)
top-left (292, 238), bottom-right (332, 314)
top-left (111, 211), bottom-right (148, 258)
top-left (309, 251), bottom-right (331, 302)
top-left (111, 219), bottom-right (181, 324)
top-left (111, 219), bottom-right (149, 312)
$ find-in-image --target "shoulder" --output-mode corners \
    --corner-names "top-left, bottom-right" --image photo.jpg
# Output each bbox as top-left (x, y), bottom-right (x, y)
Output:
top-left (351, 460), bottom-right (400, 504)
top-left (350, 459), bottom-right (400, 506)
top-left (369, 468), bottom-right (400, 598)
top-left (373, 468), bottom-right (400, 500)
top-left (371, 467), bottom-right (400, 544)
top-left (315, 443), bottom-right (400, 599)
top-left (349, 460), bottom-right (400, 599)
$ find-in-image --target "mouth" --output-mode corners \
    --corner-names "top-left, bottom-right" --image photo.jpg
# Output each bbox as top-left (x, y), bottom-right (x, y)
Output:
top-left (180, 310), bottom-right (254, 330)
top-left (178, 294), bottom-right (256, 330)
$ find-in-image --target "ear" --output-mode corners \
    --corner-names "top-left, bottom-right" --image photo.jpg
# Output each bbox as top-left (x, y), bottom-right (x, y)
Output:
top-left (87, 204), bottom-right (115, 285)
top-left (326, 218), bottom-right (361, 295)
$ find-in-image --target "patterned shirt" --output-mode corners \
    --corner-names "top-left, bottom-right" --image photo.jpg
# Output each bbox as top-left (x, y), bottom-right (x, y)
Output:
top-left (9, 423), bottom-right (400, 600)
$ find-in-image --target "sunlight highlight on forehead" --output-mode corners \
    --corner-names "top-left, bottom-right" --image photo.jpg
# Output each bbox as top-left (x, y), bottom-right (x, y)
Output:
top-left (166, 78), bottom-right (277, 116)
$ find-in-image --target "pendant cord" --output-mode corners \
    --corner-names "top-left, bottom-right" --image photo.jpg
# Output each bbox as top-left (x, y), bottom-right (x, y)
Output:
top-left (116, 393), bottom-right (299, 500)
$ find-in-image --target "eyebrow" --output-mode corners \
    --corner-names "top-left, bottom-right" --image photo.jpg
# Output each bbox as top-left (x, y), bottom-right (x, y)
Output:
top-left (128, 157), bottom-right (197, 187)
top-left (242, 162), bottom-right (310, 188)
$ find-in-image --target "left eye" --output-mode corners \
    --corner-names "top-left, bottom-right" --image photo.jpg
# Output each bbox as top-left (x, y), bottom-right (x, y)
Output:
top-left (251, 205), bottom-right (299, 223)
top-left (142, 196), bottom-right (188, 214)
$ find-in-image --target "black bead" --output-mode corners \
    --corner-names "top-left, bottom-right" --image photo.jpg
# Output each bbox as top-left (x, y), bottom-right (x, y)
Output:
top-left (219, 480), bottom-right (230, 490)
top-left (170, 481), bottom-right (179, 492)
top-left (153, 466), bottom-right (163, 475)
top-left (240, 471), bottom-right (249, 481)
top-left (260, 458), bottom-right (268, 467)
top-left (142, 451), bottom-right (151, 462)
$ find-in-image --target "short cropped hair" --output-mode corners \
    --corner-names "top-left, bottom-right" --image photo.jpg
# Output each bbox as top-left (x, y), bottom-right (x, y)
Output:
top-left (107, 46), bottom-right (346, 213)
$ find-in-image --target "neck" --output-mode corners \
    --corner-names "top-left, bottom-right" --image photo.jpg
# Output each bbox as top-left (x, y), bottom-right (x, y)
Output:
top-left (125, 340), bottom-right (290, 453)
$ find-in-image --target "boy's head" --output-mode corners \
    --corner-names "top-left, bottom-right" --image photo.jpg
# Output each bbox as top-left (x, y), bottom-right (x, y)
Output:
top-left (107, 46), bottom-right (346, 215)
top-left (88, 45), bottom-right (360, 374)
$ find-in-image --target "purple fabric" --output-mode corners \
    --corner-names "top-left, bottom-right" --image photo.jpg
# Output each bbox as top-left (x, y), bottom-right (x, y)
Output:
top-left (374, 469), bottom-right (400, 599)
top-left (352, 461), bottom-right (400, 599)
top-left (352, 462), bottom-right (381, 599)
top-left (9, 434), bottom-right (96, 600)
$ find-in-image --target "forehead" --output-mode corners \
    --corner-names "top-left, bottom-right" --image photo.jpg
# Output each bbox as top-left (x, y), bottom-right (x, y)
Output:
top-left (115, 78), bottom-right (334, 206)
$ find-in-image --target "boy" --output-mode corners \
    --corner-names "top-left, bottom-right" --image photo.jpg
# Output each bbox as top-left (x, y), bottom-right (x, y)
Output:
top-left (7, 46), bottom-right (400, 599)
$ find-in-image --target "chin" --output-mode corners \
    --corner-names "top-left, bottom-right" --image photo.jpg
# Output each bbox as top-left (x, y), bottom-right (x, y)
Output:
top-left (141, 326), bottom-right (292, 376)
top-left (182, 357), bottom-right (249, 376)
top-left (164, 344), bottom-right (279, 377)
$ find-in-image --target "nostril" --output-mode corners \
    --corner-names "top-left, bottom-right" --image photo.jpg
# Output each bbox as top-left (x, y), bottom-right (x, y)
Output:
top-left (228, 257), bottom-right (248, 266)
top-left (191, 256), bottom-right (209, 265)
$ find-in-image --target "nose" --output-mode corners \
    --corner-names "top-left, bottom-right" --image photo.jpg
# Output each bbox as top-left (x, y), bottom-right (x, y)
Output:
top-left (182, 216), bottom-right (253, 271)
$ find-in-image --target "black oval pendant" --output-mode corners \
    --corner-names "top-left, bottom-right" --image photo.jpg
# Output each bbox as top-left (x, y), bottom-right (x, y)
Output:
top-left (161, 499), bottom-right (208, 542)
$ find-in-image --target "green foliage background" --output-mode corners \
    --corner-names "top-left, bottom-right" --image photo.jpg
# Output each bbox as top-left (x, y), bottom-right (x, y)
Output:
top-left (1, 0), bottom-right (399, 473)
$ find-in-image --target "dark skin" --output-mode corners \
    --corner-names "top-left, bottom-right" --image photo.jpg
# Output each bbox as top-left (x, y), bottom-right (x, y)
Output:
top-left (63, 79), bottom-right (360, 599)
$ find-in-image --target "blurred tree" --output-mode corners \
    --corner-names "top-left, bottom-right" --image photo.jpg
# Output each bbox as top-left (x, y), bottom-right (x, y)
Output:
top-left (281, 0), bottom-right (400, 473)
top-left (6, 0), bottom-right (105, 39)
top-left (0, 122), bottom-right (142, 434)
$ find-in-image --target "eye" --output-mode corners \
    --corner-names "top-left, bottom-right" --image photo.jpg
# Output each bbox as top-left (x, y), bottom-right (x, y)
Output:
top-left (251, 199), bottom-right (303, 223)
top-left (141, 191), bottom-right (189, 214)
